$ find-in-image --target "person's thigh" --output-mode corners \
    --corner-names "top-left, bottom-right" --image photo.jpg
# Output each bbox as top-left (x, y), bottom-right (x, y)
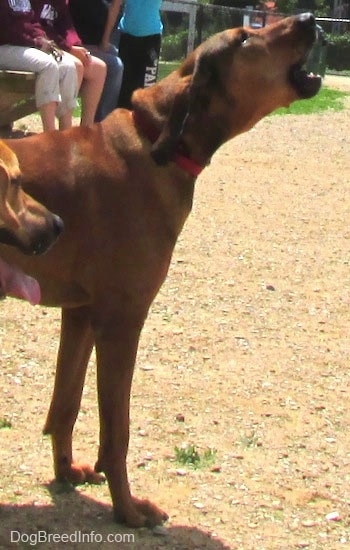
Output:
top-left (0, 45), bottom-right (54, 72)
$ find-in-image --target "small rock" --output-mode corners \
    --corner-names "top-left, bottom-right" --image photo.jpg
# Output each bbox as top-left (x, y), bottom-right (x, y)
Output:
top-left (272, 500), bottom-right (283, 510)
top-left (211, 465), bottom-right (221, 473)
top-left (302, 519), bottom-right (317, 528)
top-left (193, 502), bottom-right (205, 509)
top-left (140, 364), bottom-right (154, 371)
top-left (326, 511), bottom-right (341, 521)
top-left (175, 413), bottom-right (185, 422)
top-left (176, 468), bottom-right (187, 476)
top-left (266, 284), bottom-right (276, 291)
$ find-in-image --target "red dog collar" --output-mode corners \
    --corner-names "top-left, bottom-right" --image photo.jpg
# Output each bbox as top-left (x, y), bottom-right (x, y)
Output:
top-left (132, 111), bottom-right (204, 178)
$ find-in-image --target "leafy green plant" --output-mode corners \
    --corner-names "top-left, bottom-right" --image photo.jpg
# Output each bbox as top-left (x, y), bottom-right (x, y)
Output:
top-left (161, 31), bottom-right (189, 61)
top-left (175, 444), bottom-right (217, 469)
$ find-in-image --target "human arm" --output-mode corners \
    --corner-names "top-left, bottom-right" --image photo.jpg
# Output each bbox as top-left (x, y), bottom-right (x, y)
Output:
top-left (0, 2), bottom-right (47, 47)
top-left (69, 45), bottom-right (92, 67)
top-left (36, 0), bottom-right (82, 51)
top-left (100, 0), bottom-right (124, 51)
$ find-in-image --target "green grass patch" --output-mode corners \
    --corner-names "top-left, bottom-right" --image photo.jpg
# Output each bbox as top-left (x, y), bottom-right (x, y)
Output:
top-left (274, 86), bottom-right (349, 116)
top-left (159, 63), bottom-right (349, 116)
top-left (73, 97), bottom-right (82, 118)
top-left (0, 418), bottom-right (12, 429)
top-left (158, 61), bottom-right (180, 80)
top-left (174, 444), bottom-right (217, 469)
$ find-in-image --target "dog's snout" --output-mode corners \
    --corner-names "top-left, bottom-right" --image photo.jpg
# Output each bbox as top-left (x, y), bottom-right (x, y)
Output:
top-left (52, 214), bottom-right (64, 237)
top-left (30, 213), bottom-right (64, 255)
top-left (296, 12), bottom-right (316, 27)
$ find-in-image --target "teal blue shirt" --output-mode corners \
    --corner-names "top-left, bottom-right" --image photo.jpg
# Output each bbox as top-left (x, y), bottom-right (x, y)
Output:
top-left (119, 0), bottom-right (163, 37)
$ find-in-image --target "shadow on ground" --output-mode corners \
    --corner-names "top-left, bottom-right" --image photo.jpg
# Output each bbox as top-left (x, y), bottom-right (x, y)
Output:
top-left (0, 481), bottom-right (231, 549)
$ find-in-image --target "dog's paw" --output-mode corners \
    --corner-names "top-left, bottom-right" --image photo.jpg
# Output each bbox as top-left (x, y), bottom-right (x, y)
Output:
top-left (56, 462), bottom-right (105, 485)
top-left (114, 496), bottom-right (168, 528)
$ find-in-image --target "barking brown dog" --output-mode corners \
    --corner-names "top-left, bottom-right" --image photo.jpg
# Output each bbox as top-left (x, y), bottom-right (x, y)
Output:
top-left (0, 140), bottom-right (63, 303)
top-left (0, 15), bottom-right (321, 527)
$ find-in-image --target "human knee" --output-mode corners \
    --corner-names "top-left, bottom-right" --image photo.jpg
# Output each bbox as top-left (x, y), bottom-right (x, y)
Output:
top-left (61, 53), bottom-right (76, 71)
top-left (73, 58), bottom-right (83, 87)
top-left (39, 54), bottom-right (60, 76)
top-left (108, 56), bottom-right (123, 79)
top-left (94, 57), bottom-right (107, 77)
top-left (23, 48), bottom-right (58, 74)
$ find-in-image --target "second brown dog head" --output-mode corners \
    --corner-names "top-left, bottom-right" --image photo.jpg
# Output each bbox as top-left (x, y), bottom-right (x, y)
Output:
top-left (0, 140), bottom-right (63, 255)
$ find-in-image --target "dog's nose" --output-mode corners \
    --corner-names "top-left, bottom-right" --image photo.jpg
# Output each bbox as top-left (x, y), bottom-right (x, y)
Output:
top-left (52, 214), bottom-right (64, 237)
top-left (296, 12), bottom-right (316, 27)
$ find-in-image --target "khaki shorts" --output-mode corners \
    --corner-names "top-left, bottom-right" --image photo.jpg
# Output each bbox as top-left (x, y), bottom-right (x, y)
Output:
top-left (0, 45), bottom-right (78, 117)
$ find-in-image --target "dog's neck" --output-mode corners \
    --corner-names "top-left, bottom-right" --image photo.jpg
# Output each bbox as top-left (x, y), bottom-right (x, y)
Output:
top-left (131, 71), bottom-right (228, 173)
top-left (132, 110), bottom-right (204, 178)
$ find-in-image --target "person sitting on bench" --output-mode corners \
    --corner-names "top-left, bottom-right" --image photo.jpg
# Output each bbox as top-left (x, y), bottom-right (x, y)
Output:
top-left (0, 0), bottom-right (78, 132)
top-left (34, 0), bottom-right (107, 127)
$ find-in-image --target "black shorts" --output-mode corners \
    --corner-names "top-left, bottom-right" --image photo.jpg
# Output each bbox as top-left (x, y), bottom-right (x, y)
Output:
top-left (117, 33), bottom-right (162, 109)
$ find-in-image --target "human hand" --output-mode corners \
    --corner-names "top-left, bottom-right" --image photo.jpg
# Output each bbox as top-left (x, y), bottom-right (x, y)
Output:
top-left (70, 46), bottom-right (92, 66)
top-left (36, 37), bottom-right (63, 62)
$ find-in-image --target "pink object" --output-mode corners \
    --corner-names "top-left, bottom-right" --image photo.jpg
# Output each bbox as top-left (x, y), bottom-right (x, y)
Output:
top-left (0, 257), bottom-right (41, 305)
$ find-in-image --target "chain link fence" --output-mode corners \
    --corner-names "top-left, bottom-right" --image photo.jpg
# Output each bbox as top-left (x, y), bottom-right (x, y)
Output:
top-left (160, 1), bottom-right (350, 73)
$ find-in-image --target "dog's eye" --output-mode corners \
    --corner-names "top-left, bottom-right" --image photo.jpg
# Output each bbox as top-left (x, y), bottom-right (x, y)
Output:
top-left (240, 31), bottom-right (250, 44)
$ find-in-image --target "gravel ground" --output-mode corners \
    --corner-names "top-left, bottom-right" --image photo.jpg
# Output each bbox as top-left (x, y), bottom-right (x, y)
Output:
top-left (0, 78), bottom-right (349, 549)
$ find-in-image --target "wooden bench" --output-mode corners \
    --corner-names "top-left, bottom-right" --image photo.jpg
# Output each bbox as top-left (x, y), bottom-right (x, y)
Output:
top-left (0, 70), bottom-right (37, 128)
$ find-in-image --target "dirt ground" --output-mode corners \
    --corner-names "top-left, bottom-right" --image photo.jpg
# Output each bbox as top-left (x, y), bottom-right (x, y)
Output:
top-left (0, 77), bottom-right (349, 549)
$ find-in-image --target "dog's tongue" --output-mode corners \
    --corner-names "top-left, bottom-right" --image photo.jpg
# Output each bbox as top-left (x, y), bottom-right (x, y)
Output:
top-left (0, 257), bottom-right (41, 305)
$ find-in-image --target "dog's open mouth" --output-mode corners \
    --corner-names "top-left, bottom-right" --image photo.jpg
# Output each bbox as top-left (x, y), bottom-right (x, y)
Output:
top-left (289, 62), bottom-right (322, 99)
top-left (0, 256), bottom-right (41, 305)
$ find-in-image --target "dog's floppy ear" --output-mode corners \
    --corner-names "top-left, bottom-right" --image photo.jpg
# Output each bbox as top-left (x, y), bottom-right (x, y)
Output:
top-left (0, 162), bottom-right (20, 230)
top-left (151, 32), bottom-right (241, 166)
top-left (150, 82), bottom-right (190, 166)
top-left (0, 142), bottom-right (22, 229)
top-left (150, 49), bottom-right (219, 166)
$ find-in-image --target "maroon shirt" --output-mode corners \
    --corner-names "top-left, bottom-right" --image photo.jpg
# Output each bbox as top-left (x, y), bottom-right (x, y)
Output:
top-left (32, 0), bottom-right (82, 50)
top-left (0, 0), bottom-right (47, 47)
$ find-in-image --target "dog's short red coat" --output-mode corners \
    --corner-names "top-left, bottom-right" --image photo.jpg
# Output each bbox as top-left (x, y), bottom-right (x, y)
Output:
top-left (0, 16), bottom-right (320, 527)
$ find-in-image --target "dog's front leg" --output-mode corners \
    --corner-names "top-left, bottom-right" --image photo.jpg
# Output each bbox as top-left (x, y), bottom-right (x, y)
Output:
top-left (93, 313), bottom-right (168, 527)
top-left (44, 306), bottom-right (104, 484)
